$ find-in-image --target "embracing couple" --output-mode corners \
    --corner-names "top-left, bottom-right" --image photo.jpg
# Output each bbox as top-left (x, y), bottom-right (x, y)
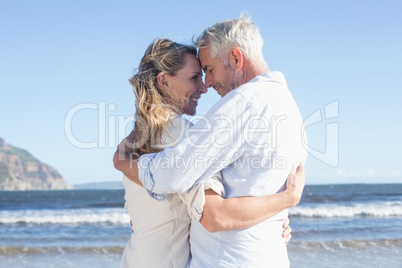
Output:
top-left (114, 13), bottom-right (307, 268)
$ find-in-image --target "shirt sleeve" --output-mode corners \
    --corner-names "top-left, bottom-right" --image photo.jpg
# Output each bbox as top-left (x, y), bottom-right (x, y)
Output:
top-left (177, 171), bottom-right (225, 221)
top-left (138, 92), bottom-right (253, 199)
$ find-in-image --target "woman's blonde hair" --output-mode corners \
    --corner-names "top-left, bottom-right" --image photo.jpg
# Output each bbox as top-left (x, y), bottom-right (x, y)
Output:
top-left (129, 38), bottom-right (196, 155)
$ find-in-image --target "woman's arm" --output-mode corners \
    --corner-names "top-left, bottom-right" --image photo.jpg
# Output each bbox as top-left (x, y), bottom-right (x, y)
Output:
top-left (200, 163), bottom-right (305, 233)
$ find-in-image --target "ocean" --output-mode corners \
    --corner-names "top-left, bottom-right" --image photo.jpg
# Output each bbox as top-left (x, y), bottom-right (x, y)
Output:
top-left (0, 184), bottom-right (401, 268)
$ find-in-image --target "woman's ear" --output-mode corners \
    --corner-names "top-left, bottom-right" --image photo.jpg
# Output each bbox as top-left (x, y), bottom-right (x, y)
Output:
top-left (229, 47), bottom-right (243, 70)
top-left (157, 72), bottom-right (170, 90)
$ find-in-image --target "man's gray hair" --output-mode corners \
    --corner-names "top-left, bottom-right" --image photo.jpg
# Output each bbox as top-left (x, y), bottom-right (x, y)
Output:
top-left (195, 11), bottom-right (264, 64)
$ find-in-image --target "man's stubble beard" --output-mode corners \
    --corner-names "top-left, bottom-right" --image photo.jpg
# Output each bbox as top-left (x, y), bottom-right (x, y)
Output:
top-left (222, 65), bottom-right (243, 97)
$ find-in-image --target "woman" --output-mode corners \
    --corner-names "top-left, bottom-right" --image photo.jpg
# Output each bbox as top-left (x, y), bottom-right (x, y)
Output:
top-left (114, 38), bottom-right (304, 267)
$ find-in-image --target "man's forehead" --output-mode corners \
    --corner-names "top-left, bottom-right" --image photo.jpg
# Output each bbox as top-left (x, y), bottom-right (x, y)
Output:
top-left (197, 47), bottom-right (208, 59)
top-left (197, 47), bottom-right (211, 70)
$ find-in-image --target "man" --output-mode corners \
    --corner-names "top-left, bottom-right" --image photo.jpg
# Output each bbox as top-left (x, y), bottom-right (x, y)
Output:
top-left (116, 14), bottom-right (306, 267)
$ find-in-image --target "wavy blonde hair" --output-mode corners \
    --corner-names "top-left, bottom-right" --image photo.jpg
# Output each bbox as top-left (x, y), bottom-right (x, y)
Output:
top-left (129, 38), bottom-right (196, 155)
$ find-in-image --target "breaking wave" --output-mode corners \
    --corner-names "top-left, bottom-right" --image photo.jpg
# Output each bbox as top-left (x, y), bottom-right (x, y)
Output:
top-left (289, 201), bottom-right (402, 218)
top-left (0, 208), bottom-right (129, 225)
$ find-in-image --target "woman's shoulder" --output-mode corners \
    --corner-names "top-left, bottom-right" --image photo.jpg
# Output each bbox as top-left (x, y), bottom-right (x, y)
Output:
top-left (159, 114), bottom-right (192, 147)
top-left (169, 113), bottom-right (193, 127)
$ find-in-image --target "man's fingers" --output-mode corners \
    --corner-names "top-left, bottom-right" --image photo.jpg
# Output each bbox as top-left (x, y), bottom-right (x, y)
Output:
top-left (282, 217), bottom-right (290, 229)
top-left (290, 166), bottom-right (297, 174)
top-left (282, 219), bottom-right (292, 245)
top-left (296, 162), bottom-right (305, 175)
top-left (283, 225), bottom-right (292, 237)
top-left (285, 233), bottom-right (292, 245)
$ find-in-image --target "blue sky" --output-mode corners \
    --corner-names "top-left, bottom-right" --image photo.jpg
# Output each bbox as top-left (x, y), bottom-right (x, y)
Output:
top-left (1, 0), bottom-right (401, 185)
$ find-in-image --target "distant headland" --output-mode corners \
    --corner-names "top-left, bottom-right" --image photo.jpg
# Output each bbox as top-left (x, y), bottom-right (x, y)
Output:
top-left (0, 137), bottom-right (73, 191)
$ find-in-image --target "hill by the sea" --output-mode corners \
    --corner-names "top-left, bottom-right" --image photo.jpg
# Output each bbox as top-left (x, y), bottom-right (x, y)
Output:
top-left (0, 137), bottom-right (73, 191)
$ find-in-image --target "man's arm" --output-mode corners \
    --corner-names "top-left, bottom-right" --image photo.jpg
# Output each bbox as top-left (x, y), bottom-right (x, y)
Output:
top-left (138, 93), bottom-right (254, 195)
top-left (200, 163), bottom-right (305, 233)
top-left (113, 130), bottom-right (142, 186)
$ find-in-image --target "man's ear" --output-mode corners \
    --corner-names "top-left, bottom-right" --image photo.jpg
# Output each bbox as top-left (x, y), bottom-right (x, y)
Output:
top-left (157, 72), bottom-right (170, 90)
top-left (229, 47), bottom-right (243, 69)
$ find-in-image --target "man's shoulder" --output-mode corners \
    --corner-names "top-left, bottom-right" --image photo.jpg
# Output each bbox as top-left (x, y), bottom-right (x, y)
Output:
top-left (204, 87), bottom-right (252, 117)
top-left (238, 71), bottom-right (287, 92)
top-left (233, 72), bottom-right (289, 104)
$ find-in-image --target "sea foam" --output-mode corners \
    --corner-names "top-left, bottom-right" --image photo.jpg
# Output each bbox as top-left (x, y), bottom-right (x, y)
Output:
top-left (289, 201), bottom-right (402, 218)
top-left (0, 208), bottom-right (130, 224)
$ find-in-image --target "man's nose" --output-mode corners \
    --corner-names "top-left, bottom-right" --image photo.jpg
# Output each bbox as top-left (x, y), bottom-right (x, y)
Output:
top-left (199, 82), bottom-right (208, 94)
top-left (204, 73), bottom-right (213, 88)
